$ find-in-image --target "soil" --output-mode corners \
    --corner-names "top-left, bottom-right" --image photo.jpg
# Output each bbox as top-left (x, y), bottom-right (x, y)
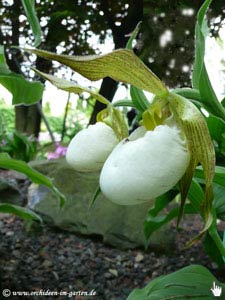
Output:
top-left (0, 170), bottom-right (225, 300)
top-left (0, 214), bottom-right (224, 300)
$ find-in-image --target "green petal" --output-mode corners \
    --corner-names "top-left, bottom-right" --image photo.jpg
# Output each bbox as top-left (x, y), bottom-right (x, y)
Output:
top-left (168, 92), bottom-right (215, 237)
top-left (32, 68), bottom-right (110, 105)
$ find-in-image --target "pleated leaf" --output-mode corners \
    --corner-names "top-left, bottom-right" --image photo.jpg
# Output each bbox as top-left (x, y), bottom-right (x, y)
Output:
top-left (127, 265), bottom-right (224, 300)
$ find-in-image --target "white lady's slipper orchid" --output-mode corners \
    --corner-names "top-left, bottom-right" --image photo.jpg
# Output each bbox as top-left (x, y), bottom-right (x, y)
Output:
top-left (100, 124), bottom-right (190, 205)
top-left (66, 122), bottom-right (119, 172)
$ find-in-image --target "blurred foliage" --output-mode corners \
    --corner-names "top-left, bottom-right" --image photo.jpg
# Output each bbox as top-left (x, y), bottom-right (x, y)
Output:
top-left (0, 98), bottom-right (15, 132)
top-left (141, 0), bottom-right (225, 88)
top-left (0, 0), bottom-right (224, 103)
top-left (0, 100), bottom-right (36, 162)
top-left (0, 126), bottom-right (37, 162)
top-left (0, 0), bottom-right (139, 66)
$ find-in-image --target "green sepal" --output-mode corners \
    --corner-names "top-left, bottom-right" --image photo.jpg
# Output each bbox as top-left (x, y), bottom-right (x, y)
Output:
top-left (25, 47), bottom-right (168, 96)
top-left (167, 92), bottom-right (215, 240)
top-left (97, 106), bottom-right (128, 140)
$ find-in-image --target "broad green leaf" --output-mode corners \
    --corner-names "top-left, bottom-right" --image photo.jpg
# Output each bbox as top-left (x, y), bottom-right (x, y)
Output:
top-left (33, 68), bottom-right (110, 105)
top-left (144, 180), bottom-right (203, 243)
top-left (208, 209), bottom-right (225, 261)
top-left (25, 48), bottom-right (168, 96)
top-left (192, 0), bottom-right (211, 89)
top-left (187, 178), bottom-right (204, 213)
top-left (144, 204), bottom-right (195, 244)
top-left (207, 115), bottom-right (225, 142)
top-left (21, 0), bottom-right (42, 47)
top-left (0, 46), bottom-right (44, 105)
top-left (144, 190), bottom-right (182, 242)
top-left (195, 165), bottom-right (225, 188)
top-left (192, 0), bottom-right (225, 119)
top-left (0, 153), bottom-right (65, 207)
top-left (198, 65), bottom-right (225, 119)
top-left (211, 184), bottom-right (225, 220)
top-left (0, 203), bottom-right (42, 222)
top-left (204, 232), bottom-right (225, 266)
top-left (127, 265), bottom-right (225, 300)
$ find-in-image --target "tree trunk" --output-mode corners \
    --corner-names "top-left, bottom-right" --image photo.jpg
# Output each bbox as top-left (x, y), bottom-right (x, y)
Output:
top-left (3, 1), bottom-right (42, 138)
top-left (89, 77), bottom-right (118, 124)
top-left (89, 0), bottom-right (143, 124)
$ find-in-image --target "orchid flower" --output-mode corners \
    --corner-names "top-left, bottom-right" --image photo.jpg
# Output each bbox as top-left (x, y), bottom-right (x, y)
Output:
top-left (66, 122), bottom-right (119, 172)
top-left (100, 124), bottom-right (190, 205)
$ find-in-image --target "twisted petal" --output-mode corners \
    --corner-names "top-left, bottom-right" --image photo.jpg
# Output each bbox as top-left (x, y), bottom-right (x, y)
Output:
top-left (100, 125), bottom-right (190, 205)
top-left (66, 122), bottom-right (119, 172)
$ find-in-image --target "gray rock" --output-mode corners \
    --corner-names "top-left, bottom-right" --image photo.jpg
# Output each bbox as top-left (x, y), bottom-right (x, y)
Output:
top-left (0, 175), bottom-right (23, 206)
top-left (28, 158), bottom-right (174, 251)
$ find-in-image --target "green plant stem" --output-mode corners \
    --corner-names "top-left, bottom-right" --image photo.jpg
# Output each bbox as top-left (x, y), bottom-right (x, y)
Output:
top-left (36, 102), bottom-right (55, 143)
top-left (113, 99), bottom-right (135, 108)
top-left (61, 92), bottom-right (71, 142)
top-left (172, 88), bottom-right (201, 101)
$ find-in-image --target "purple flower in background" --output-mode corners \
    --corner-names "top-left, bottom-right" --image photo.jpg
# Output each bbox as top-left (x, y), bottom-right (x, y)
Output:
top-left (47, 142), bottom-right (68, 160)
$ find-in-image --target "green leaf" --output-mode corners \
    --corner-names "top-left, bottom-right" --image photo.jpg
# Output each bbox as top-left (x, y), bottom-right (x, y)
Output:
top-left (192, 0), bottom-right (225, 119)
top-left (21, 0), bottom-right (42, 47)
top-left (212, 184), bottom-right (225, 220)
top-left (127, 265), bottom-right (225, 300)
top-left (195, 165), bottom-right (225, 188)
top-left (113, 99), bottom-right (135, 108)
top-left (204, 232), bottom-right (225, 266)
top-left (0, 153), bottom-right (66, 207)
top-left (187, 178), bottom-right (204, 213)
top-left (130, 85), bottom-right (150, 113)
top-left (89, 185), bottom-right (101, 209)
top-left (198, 65), bottom-right (225, 119)
top-left (32, 68), bottom-right (110, 105)
top-left (144, 180), bottom-right (203, 243)
top-left (0, 46), bottom-right (44, 105)
top-left (172, 88), bottom-right (201, 102)
top-left (0, 203), bottom-right (42, 222)
top-left (126, 21), bottom-right (142, 50)
top-left (207, 115), bottom-right (225, 142)
top-left (144, 190), bottom-right (180, 242)
top-left (192, 0), bottom-right (211, 89)
top-left (25, 48), bottom-right (168, 96)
